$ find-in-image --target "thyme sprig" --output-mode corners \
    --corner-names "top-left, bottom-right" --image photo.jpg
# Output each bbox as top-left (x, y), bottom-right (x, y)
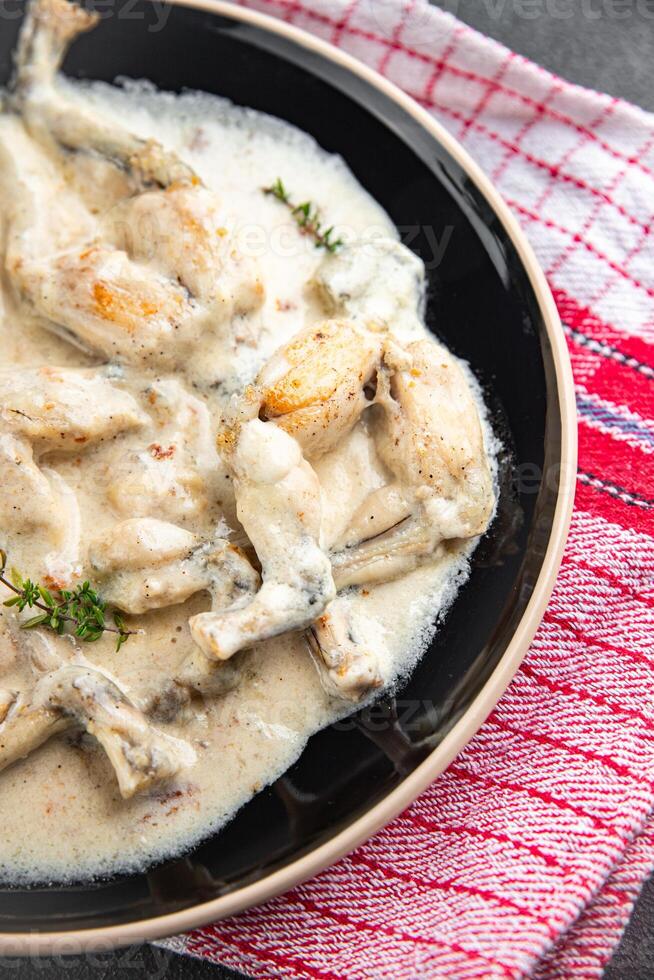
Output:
top-left (263, 178), bottom-right (343, 253)
top-left (0, 550), bottom-right (134, 651)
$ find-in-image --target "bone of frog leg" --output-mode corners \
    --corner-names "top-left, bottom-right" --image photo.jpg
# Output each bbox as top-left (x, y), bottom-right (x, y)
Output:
top-left (33, 664), bottom-right (196, 798)
top-left (333, 483), bottom-right (414, 551)
top-left (13, 0), bottom-right (194, 189)
top-left (257, 318), bottom-right (382, 460)
top-left (12, 0), bottom-right (98, 100)
top-left (331, 516), bottom-right (445, 591)
top-left (190, 419), bottom-right (335, 662)
top-left (0, 366), bottom-right (147, 453)
top-left (173, 546), bottom-right (259, 696)
top-left (375, 339), bottom-right (495, 541)
top-left (307, 597), bottom-right (383, 702)
top-left (313, 238), bottom-right (426, 334)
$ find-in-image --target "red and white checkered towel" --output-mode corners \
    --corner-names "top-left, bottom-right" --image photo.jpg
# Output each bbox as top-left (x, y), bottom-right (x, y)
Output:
top-left (163, 1), bottom-right (654, 975)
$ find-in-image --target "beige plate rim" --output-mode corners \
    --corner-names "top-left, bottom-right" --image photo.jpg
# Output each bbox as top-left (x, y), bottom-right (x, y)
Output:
top-left (0, 0), bottom-right (578, 954)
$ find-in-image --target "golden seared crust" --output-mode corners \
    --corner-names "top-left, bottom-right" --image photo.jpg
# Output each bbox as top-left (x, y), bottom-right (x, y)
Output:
top-left (256, 319), bottom-right (382, 459)
top-left (260, 319), bottom-right (379, 416)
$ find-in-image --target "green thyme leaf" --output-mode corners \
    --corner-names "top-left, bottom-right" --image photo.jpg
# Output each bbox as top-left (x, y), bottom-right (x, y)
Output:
top-left (263, 178), bottom-right (344, 253)
top-left (21, 613), bottom-right (51, 630)
top-left (0, 557), bottom-right (137, 649)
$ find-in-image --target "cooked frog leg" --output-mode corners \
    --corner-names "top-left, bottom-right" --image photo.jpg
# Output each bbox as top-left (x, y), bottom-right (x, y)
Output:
top-left (316, 243), bottom-right (494, 553)
top-left (37, 665), bottom-right (196, 798)
top-left (190, 419), bottom-right (335, 661)
top-left (372, 340), bottom-right (494, 541)
top-left (2, 0), bottom-right (264, 367)
top-left (0, 636), bottom-right (196, 798)
top-left (307, 596), bottom-right (383, 702)
top-left (0, 700), bottom-right (69, 771)
top-left (9, 0), bottom-right (264, 334)
top-left (256, 317), bottom-right (493, 591)
top-left (0, 118), bottom-right (208, 366)
top-left (190, 312), bottom-right (491, 691)
top-left (87, 517), bottom-right (259, 703)
top-left (0, 365), bottom-right (146, 452)
top-left (105, 186), bottom-right (264, 317)
top-left (11, 0), bottom-right (95, 101)
top-left (0, 434), bottom-right (61, 534)
top-left (173, 538), bottom-right (260, 697)
top-left (12, 0), bottom-right (193, 188)
top-left (88, 519), bottom-right (207, 616)
top-left (313, 237), bottom-right (426, 334)
top-left (0, 365), bottom-right (144, 583)
top-left (88, 517), bottom-right (259, 618)
top-left (331, 350), bottom-right (496, 582)
top-left (257, 318), bottom-right (382, 458)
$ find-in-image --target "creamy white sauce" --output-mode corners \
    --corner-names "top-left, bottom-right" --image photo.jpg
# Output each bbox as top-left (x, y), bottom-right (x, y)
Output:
top-left (0, 79), bottom-right (496, 883)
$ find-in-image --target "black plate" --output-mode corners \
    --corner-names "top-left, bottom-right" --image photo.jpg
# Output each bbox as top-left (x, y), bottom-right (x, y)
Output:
top-left (0, 0), bottom-right (564, 935)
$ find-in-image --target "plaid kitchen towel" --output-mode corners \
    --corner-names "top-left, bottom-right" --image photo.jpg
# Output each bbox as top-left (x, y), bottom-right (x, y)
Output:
top-left (162, 1), bottom-right (654, 976)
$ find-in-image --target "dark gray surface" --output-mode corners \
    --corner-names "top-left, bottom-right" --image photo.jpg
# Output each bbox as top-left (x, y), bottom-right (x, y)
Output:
top-left (438, 0), bottom-right (654, 111)
top-left (2, 3), bottom-right (652, 979)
